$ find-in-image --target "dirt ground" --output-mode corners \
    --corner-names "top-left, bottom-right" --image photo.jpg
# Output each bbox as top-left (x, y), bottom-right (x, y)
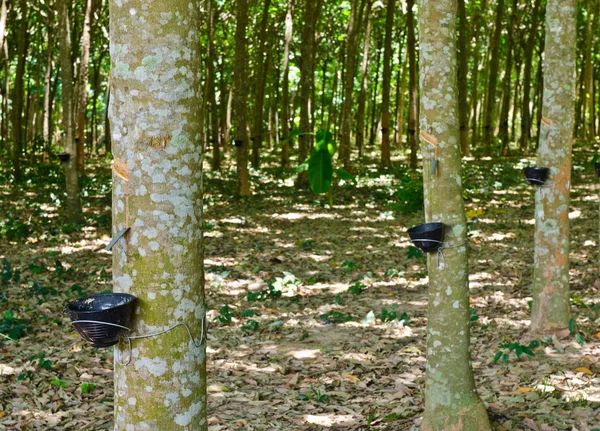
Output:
top-left (1, 148), bottom-right (599, 430)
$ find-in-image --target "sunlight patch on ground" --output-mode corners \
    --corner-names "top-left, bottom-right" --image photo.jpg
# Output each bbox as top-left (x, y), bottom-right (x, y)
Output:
top-left (304, 414), bottom-right (358, 427)
top-left (271, 212), bottom-right (339, 220)
top-left (569, 210), bottom-right (582, 219)
top-left (290, 349), bottom-right (320, 359)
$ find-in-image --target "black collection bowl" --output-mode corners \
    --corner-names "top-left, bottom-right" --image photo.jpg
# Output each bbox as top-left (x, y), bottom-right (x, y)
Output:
top-left (523, 167), bottom-right (549, 186)
top-left (594, 162), bottom-right (600, 177)
top-left (67, 293), bottom-right (137, 348)
top-left (58, 152), bottom-right (71, 162)
top-left (407, 222), bottom-right (445, 253)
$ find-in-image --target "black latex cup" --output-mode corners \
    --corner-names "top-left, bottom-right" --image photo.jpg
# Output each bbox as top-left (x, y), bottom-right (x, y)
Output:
top-left (407, 222), bottom-right (445, 253)
top-left (523, 167), bottom-right (549, 186)
top-left (58, 152), bottom-right (71, 162)
top-left (67, 293), bottom-right (137, 348)
top-left (595, 162), bottom-right (600, 177)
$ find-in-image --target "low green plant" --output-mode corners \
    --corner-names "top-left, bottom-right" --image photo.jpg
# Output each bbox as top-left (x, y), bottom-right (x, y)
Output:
top-left (297, 388), bottom-right (329, 403)
top-left (50, 377), bottom-right (67, 388)
top-left (1, 310), bottom-right (30, 340)
top-left (348, 282), bottom-right (366, 295)
top-left (569, 318), bottom-right (586, 345)
top-left (341, 260), bottom-right (356, 274)
top-left (380, 307), bottom-right (410, 325)
top-left (32, 352), bottom-right (53, 369)
top-left (247, 285), bottom-right (282, 302)
top-left (81, 382), bottom-right (96, 393)
top-left (241, 319), bottom-right (259, 332)
top-left (494, 340), bottom-right (540, 363)
top-left (319, 311), bottom-right (354, 323)
top-left (215, 305), bottom-right (233, 324)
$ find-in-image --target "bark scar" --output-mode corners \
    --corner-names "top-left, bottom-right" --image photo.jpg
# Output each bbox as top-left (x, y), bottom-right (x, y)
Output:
top-left (149, 136), bottom-right (171, 149)
top-left (420, 131), bottom-right (439, 147)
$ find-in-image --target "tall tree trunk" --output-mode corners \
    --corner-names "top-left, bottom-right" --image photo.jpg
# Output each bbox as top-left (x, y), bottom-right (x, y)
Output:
top-left (58, 0), bottom-right (84, 222)
top-left (280, 0), bottom-right (294, 167)
top-left (43, 9), bottom-right (55, 161)
top-left (339, 0), bottom-right (366, 172)
top-left (251, 0), bottom-right (272, 168)
top-left (406, 0), bottom-right (418, 168)
top-left (583, 1), bottom-right (598, 139)
top-left (530, 0), bottom-right (577, 334)
top-left (482, 0), bottom-right (504, 156)
top-left (368, 36), bottom-right (382, 147)
top-left (207, 0), bottom-right (220, 171)
top-left (108, 0), bottom-right (207, 429)
top-left (468, 0), bottom-right (488, 152)
top-left (499, 0), bottom-right (518, 156)
top-left (457, 0), bottom-right (470, 156)
top-left (356, 2), bottom-right (373, 159)
top-left (233, 0), bottom-right (252, 196)
top-left (11, 0), bottom-right (29, 180)
top-left (0, 0), bottom-right (7, 55)
top-left (418, 1), bottom-right (493, 429)
top-left (519, 0), bottom-right (543, 152)
top-left (533, 35), bottom-right (545, 148)
top-left (296, 0), bottom-right (320, 186)
top-left (395, 55), bottom-right (407, 151)
top-left (75, 0), bottom-right (93, 173)
top-left (380, 0), bottom-right (395, 168)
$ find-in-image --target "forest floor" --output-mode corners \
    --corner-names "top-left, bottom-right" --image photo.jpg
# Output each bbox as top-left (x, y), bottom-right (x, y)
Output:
top-left (1, 145), bottom-right (600, 431)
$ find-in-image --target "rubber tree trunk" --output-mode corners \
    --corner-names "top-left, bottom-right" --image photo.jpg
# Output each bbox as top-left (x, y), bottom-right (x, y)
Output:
top-left (356, 1), bottom-right (373, 159)
top-left (406, 0), bottom-right (418, 169)
top-left (207, 0), bottom-right (220, 171)
top-left (11, 0), bottom-right (29, 181)
top-left (499, 0), bottom-right (518, 156)
top-left (42, 9), bottom-right (54, 160)
top-left (339, 0), bottom-right (366, 172)
top-left (58, 0), bottom-right (84, 223)
top-left (380, 0), bottom-right (395, 168)
top-left (233, 0), bottom-right (252, 196)
top-left (468, 0), bottom-right (488, 152)
top-left (583, 1), bottom-right (598, 140)
top-left (341, 0), bottom-right (363, 169)
top-left (457, 0), bottom-right (470, 157)
top-left (482, 0), bottom-right (504, 157)
top-left (296, 0), bottom-right (319, 186)
top-left (108, 0), bottom-right (207, 429)
top-left (417, 1), bottom-right (492, 429)
top-left (280, 0), bottom-right (294, 167)
top-left (530, 0), bottom-right (577, 334)
top-left (251, 0), bottom-right (272, 168)
top-left (519, 0), bottom-right (543, 152)
top-left (75, 0), bottom-right (93, 173)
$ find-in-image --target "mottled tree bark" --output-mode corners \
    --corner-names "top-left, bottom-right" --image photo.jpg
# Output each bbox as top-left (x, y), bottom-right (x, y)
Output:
top-left (457, 0), bottom-right (470, 157)
top-left (356, 1), bottom-right (373, 159)
top-left (207, 0), bottom-right (220, 171)
top-left (233, 0), bottom-right (252, 196)
top-left (108, 0), bottom-right (207, 429)
top-left (482, 0), bottom-right (504, 157)
top-left (339, 0), bottom-right (366, 172)
top-left (42, 8), bottom-right (55, 161)
top-left (407, 0), bottom-right (418, 169)
top-left (418, 1), bottom-right (492, 429)
top-left (280, 0), bottom-right (294, 167)
top-left (251, 0), bottom-right (272, 168)
top-left (519, 0), bottom-right (543, 152)
top-left (380, 0), bottom-right (395, 168)
top-left (530, 0), bottom-right (577, 334)
top-left (499, 0), bottom-right (518, 156)
top-left (468, 0), bottom-right (488, 152)
top-left (296, 0), bottom-right (319, 186)
top-left (11, 0), bottom-right (29, 180)
top-left (58, 0), bottom-right (84, 223)
top-left (75, 0), bottom-right (93, 173)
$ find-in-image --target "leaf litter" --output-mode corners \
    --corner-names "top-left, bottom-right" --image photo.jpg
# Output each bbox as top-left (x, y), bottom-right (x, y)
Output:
top-left (0, 149), bottom-right (599, 430)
